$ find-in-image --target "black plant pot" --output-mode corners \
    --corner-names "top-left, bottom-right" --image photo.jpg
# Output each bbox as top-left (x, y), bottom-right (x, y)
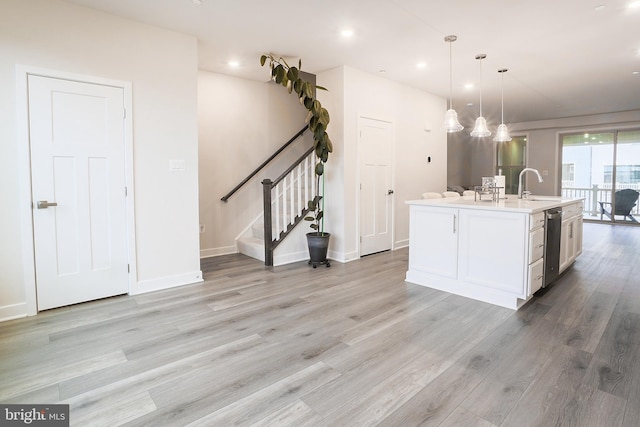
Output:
top-left (306, 232), bottom-right (331, 268)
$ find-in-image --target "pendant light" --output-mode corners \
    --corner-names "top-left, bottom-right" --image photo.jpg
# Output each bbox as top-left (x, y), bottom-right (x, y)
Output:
top-left (442, 35), bottom-right (463, 133)
top-left (493, 68), bottom-right (512, 142)
top-left (470, 54), bottom-right (491, 137)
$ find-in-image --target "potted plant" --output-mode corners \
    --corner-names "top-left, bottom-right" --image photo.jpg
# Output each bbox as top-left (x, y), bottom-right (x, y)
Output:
top-left (260, 54), bottom-right (333, 267)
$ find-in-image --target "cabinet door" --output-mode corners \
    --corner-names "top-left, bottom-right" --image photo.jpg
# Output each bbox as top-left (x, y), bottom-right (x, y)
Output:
top-left (409, 206), bottom-right (458, 279)
top-left (559, 218), bottom-right (570, 272)
top-left (573, 216), bottom-right (583, 258)
top-left (457, 210), bottom-right (528, 296)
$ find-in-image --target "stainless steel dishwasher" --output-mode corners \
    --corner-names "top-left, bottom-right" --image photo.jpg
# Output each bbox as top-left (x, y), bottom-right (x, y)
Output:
top-left (544, 208), bottom-right (562, 287)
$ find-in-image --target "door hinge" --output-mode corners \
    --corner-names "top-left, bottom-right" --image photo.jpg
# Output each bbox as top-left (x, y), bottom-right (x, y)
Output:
top-left (125, 186), bottom-right (128, 197)
top-left (127, 264), bottom-right (130, 273)
top-left (123, 108), bottom-right (126, 119)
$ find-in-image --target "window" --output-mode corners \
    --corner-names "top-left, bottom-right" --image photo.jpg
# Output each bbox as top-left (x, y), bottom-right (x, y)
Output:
top-left (562, 163), bottom-right (575, 183)
top-left (604, 164), bottom-right (640, 184)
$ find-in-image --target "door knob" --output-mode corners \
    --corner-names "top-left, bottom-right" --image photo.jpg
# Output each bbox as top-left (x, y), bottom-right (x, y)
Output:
top-left (387, 190), bottom-right (394, 195)
top-left (37, 200), bottom-right (58, 209)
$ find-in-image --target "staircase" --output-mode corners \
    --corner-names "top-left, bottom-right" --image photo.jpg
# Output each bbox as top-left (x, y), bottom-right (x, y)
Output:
top-left (229, 136), bottom-right (318, 266)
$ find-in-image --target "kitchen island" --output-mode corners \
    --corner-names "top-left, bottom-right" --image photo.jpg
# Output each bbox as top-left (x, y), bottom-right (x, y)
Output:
top-left (406, 196), bottom-right (584, 310)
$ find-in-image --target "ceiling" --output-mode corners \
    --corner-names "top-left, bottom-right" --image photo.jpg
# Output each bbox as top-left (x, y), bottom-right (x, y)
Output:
top-left (65, 0), bottom-right (640, 126)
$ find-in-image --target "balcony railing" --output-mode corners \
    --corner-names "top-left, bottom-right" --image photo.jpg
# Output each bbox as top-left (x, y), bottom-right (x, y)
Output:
top-left (561, 184), bottom-right (640, 217)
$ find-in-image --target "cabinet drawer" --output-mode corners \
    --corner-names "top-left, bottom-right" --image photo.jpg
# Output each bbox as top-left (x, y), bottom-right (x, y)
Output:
top-left (529, 258), bottom-right (544, 295)
top-left (530, 212), bottom-right (545, 230)
top-left (563, 202), bottom-right (583, 218)
top-left (529, 228), bottom-right (545, 263)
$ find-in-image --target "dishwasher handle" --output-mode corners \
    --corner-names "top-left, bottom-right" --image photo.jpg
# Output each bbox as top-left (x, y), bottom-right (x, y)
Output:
top-left (546, 209), bottom-right (562, 220)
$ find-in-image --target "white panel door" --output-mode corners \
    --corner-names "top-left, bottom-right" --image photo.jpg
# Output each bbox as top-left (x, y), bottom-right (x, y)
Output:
top-left (29, 75), bottom-right (128, 310)
top-left (359, 117), bottom-right (393, 256)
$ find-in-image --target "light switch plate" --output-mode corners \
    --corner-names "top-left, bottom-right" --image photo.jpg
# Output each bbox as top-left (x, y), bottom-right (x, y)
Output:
top-left (170, 159), bottom-right (185, 172)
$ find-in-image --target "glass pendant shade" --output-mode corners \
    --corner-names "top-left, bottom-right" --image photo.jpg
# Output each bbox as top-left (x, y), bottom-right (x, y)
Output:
top-left (442, 35), bottom-right (463, 133)
top-left (470, 116), bottom-right (491, 137)
top-left (443, 108), bottom-right (464, 133)
top-left (494, 123), bottom-right (512, 142)
top-left (470, 53), bottom-right (491, 137)
top-left (493, 68), bottom-right (512, 142)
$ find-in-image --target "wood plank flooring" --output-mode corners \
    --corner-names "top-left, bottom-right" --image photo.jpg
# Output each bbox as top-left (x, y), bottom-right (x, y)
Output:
top-left (1, 222), bottom-right (639, 426)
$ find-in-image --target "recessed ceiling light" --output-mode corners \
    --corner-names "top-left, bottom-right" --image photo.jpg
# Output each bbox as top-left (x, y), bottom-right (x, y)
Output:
top-left (464, 83), bottom-right (474, 89)
top-left (341, 29), bottom-right (354, 38)
top-left (192, 0), bottom-right (202, 5)
top-left (228, 60), bottom-right (239, 68)
top-left (416, 62), bottom-right (427, 69)
top-left (633, 71), bottom-right (640, 75)
top-left (629, 1), bottom-right (640, 9)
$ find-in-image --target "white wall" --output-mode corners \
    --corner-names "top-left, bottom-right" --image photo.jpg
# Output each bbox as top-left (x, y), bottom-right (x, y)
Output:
top-left (318, 66), bottom-right (447, 261)
top-left (0, 0), bottom-right (201, 319)
top-left (198, 71), bottom-right (309, 257)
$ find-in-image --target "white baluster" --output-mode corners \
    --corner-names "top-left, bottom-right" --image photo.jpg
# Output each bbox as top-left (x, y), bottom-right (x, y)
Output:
top-left (297, 164), bottom-right (302, 219)
top-left (304, 156), bottom-right (309, 207)
top-left (282, 176), bottom-right (288, 235)
top-left (274, 183), bottom-right (280, 238)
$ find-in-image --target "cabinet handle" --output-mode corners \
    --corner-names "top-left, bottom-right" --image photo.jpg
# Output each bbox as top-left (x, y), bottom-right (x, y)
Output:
top-left (570, 223), bottom-right (573, 239)
top-left (453, 214), bottom-right (456, 234)
top-left (537, 244), bottom-right (544, 249)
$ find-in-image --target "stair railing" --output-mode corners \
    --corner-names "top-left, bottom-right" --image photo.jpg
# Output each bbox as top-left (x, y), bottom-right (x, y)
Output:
top-left (220, 126), bottom-right (308, 202)
top-left (262, 147), bottom-right (316, 266)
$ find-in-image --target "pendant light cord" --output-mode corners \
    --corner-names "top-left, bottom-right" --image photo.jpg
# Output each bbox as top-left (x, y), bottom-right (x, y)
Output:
top-left (479, 58), bottom-right (483, 116)
top-left (449, 41), bottom-right (453, 110)
top-left (500, 72), bottom-right (504, 123)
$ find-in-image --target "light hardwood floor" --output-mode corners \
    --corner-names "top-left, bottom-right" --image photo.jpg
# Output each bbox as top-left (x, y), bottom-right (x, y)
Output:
top-left (1, 222), bottom-right (639, 426)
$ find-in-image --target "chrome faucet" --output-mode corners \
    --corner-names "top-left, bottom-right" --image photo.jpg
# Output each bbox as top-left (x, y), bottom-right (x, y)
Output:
top-left (518, 168), bottom-right (544, 199)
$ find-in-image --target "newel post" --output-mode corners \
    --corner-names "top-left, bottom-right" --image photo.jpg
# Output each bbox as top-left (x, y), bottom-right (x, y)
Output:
top-left (262, 179), bottom-right (274, 266)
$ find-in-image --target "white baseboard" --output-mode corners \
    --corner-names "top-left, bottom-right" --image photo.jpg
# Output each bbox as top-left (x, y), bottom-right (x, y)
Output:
top-left (394, 239), bottom-right (409, 249)
top-left (326, 250), bottom-right (357, 263)
top-left (0, 302), bottom-right (28, 322)
top-left (131, 270), bottom-right (204, 295)
top-left (200, 245), bottom-right (237, 259)
top-left (273, 250), bottom-right (309, 266)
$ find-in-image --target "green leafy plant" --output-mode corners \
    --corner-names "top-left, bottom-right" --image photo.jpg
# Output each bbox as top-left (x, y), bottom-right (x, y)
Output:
top-left (260, 54), bottom-right (333, 232)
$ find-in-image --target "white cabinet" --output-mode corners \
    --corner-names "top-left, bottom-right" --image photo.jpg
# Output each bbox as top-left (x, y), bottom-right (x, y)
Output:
top-left (406, 197), bottom-right (584, 310)
top-left (406, 205), bottom-right (543, 309)
top-left (559, 201), bottom-right (583, 273)
top-left (408, 206), bottom-right (458, 279)
top-left (528, 212), bottom-right (545, 295)
top-left (457, 210), bottom-right (528, 297)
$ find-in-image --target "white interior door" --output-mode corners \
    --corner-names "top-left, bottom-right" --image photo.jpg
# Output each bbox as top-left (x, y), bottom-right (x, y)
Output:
top-left (359, 117), bottom-right (393, 256)
top-left (29, 75), bottom-right (129, 310)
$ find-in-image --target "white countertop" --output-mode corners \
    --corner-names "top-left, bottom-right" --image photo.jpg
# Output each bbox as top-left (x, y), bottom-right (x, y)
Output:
top-left (406, 195), bottom-right (584, 214)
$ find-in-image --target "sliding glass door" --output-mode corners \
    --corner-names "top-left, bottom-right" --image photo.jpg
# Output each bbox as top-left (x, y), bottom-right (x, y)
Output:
top-left (561, 130), bottom-right (640, 223)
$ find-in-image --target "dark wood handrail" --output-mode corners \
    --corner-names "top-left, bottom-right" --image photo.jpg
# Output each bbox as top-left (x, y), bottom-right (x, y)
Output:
top-left (221, 126), bottom-right (308, 202)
